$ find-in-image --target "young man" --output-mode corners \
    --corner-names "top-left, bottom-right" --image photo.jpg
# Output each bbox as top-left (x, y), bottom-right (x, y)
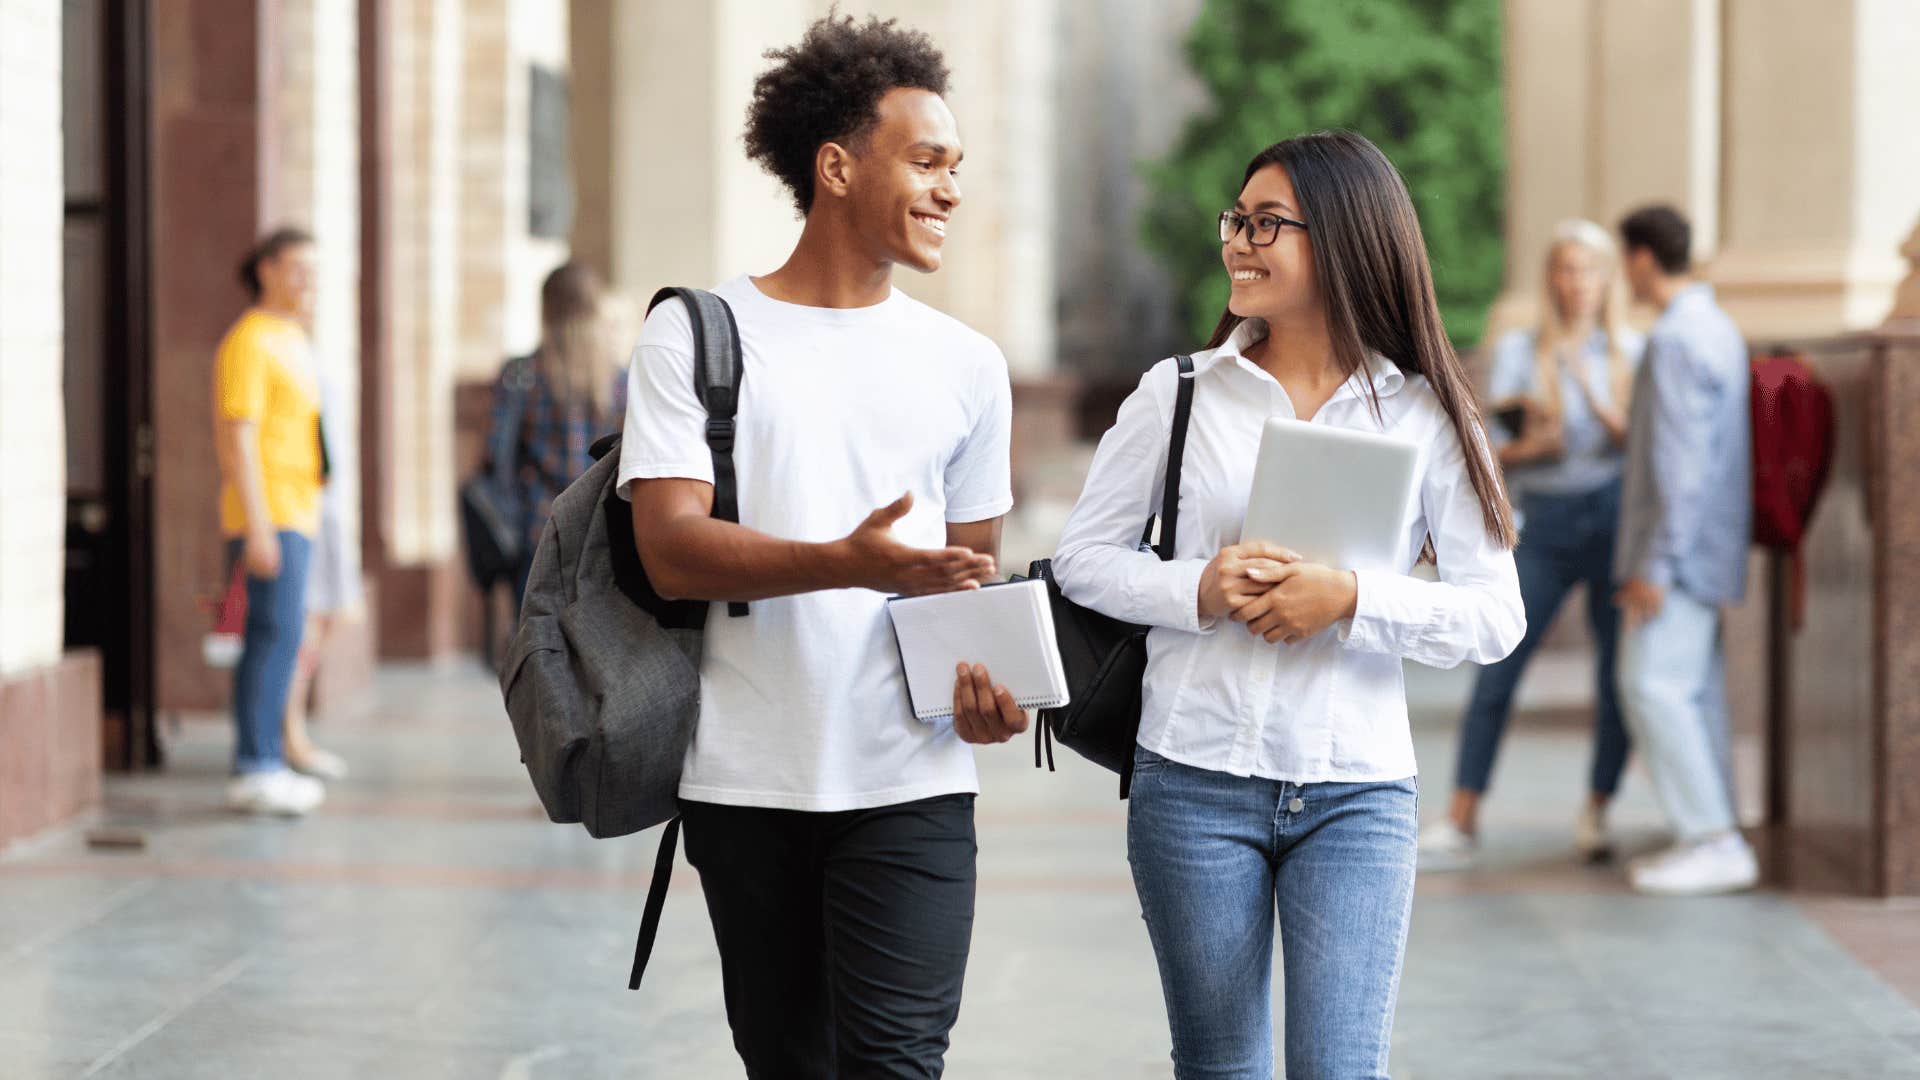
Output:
top-left (1612, 204), bottom-right (1756, 895)
top-left (617, 15), bottom-right (1030, 1077)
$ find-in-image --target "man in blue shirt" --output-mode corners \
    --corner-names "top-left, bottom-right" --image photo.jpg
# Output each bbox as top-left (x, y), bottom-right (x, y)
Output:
top-left (1612, 205), bottom-right (1756, 895)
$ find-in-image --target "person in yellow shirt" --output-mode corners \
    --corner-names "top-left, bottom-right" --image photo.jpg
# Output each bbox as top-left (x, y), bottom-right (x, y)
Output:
top-left (212, 227), bottom-right (328, 816)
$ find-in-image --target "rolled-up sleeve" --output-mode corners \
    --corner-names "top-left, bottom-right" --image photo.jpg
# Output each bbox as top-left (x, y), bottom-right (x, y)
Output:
top-left (1052, 362), bottom-right (1214, 634)
top-left (1341, 419), bottom-right (1524, 668)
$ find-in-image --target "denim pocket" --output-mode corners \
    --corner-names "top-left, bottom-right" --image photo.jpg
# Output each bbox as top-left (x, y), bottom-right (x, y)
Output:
top-left (1131, 744), bottom-right (1170, 774)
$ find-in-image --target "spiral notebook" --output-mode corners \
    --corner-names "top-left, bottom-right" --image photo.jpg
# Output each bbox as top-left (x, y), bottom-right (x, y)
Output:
top-left (886, 578), bottom-right (1070, 722)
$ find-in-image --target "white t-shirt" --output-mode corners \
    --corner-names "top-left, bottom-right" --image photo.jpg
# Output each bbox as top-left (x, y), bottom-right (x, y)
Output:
top-left (616, 275), bottom-right (1015, 811)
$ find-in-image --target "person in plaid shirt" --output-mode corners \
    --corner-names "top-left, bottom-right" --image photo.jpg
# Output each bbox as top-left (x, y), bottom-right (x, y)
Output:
top-left (483, 261), bottom-right (633, 608)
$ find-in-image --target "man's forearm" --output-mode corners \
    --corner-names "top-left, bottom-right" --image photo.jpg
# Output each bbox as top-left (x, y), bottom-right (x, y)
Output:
top-left (641, 512), bottom-right (854, 603)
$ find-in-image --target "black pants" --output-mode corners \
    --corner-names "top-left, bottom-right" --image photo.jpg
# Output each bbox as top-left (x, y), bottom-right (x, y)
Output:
top-left (679, 793), bottom-right (978, 1080)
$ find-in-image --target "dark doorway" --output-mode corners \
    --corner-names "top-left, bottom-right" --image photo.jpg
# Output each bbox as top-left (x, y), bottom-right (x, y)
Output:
top-left (62, 0), bottom-right (156, 770)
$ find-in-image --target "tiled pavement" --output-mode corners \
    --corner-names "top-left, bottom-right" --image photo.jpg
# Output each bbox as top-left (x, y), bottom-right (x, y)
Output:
top-left (2, 662), bottom-right (1918, 1078)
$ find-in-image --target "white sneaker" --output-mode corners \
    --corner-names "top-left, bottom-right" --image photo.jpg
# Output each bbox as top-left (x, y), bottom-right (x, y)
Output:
top-left (1574, 805), bottom-right (1613, 863)
top-left (1417, 820), bottom-right (1477, 869)
top-left (1628, 833), bottom-right (1757, 896)
top-left (226, 769), bottom-right (326, 817)
top-left (1627, 842), bottom-right (1687, 875)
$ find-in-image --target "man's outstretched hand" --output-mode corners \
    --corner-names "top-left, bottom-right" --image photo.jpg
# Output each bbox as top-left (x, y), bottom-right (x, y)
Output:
top-left (837, 492), bottom-right (998, 596)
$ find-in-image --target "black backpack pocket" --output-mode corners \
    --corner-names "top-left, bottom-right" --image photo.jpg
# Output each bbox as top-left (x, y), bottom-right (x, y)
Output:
top-left (501, 614), bottom-right (588, 824)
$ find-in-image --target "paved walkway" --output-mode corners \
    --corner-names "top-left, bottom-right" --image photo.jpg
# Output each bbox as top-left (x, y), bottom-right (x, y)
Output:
top-left (3, 663), bottom-right (1918, 1078)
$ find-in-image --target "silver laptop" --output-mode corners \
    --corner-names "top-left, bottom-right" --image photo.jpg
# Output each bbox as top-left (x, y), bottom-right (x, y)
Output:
top-left (1238, 416), bottom-right (1420, 573)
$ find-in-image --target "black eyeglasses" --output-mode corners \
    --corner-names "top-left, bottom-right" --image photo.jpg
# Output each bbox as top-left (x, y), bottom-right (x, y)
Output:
top-left (1218, 209), bottom-right (1308, 247)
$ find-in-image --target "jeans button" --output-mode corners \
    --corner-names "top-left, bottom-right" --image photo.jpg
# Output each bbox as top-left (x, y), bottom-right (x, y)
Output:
top-left (1288, 797), bottom-right (1305, 813)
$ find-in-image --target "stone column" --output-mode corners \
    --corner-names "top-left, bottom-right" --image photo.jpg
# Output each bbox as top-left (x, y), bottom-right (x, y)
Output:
top-left (577, 0), bottom-right (1056, 376)
top-left (1712, 0), bottom-right (1920, 339)
top-left (1488, 0), bottom-right (1596, 341)
top-left (263, 0), bottom-right (373, 696)
top-left (1491, 0), bottom-right (1720, 341)
top-left (1870, 217), bottom-right (1920, 894)
top-left (368, 0), bottom-right (466, 657)
top-left (457, 0), bottom-right (569, 379)
top-left (0, 0), bottom-right (66, 683)
top-left (0, 0), bottom-right (102, 851)
top-left (575, 0), bottom-right (809, 301)
top-left (148, 0), bottom-right (272, 710)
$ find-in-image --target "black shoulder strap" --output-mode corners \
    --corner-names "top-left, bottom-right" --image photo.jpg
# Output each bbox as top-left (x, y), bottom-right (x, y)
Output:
top-left (1153, 354), bottom-right (1196, 561)
top-left (648, 287), bottom-right (748, 618)
top-left (490, 358), bottom-right (533, 489)
top-left (626, 814), bottom-right (679, 991)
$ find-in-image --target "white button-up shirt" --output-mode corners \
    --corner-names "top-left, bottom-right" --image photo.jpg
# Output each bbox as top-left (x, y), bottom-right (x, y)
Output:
top-left (1052, 319), bottom-right (1525, 783)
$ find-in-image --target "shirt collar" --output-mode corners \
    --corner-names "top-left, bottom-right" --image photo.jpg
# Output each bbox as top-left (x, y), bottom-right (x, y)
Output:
top-left (1196, 317), bottom-right (1408, 400)
top-left (1668, 282), bottom-right (1715, 313)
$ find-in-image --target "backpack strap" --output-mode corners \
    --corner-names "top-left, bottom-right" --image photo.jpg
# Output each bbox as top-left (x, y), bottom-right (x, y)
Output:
top-left (626, 814), bottom-right (680, 991)
top-left (490, 356), bottom-right (534, 490)
top-left (648, 287), bottom-right (748, 618)
top-left (1154, 354), bottom-right (1197, 561)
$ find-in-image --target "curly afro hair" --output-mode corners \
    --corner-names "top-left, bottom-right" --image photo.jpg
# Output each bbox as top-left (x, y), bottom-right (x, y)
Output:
top-left (744, 12), bottom-right (951, 216)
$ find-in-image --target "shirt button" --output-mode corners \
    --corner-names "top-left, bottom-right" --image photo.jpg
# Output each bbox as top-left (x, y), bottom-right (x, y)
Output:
top-left (1288, 797), bottom-right (1305, 813)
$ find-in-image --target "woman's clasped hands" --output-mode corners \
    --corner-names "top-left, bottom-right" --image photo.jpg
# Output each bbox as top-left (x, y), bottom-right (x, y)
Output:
top-left (1198, 541), bottom-right (1361, 646)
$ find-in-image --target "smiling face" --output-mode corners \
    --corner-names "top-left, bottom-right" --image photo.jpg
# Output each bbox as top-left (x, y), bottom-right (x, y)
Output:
top-left (835, 87), bottom-right (963, 274)
top-left (1222, 164), bottom-right (1320, 324)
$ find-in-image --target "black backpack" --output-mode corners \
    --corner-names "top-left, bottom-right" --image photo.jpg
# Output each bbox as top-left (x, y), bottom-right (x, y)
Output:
top-left (500, 287), bottom-right (746, 990)
top-left (460, 357), bottom-right (535, 588)
top-left (1026, 354), bottom-right (1194, 799)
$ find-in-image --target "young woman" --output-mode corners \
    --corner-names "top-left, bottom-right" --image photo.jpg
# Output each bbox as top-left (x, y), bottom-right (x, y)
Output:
top-left (483, 261), bottom-right (630, 611)
top-left (213, 227), bottom-right (328, 816)
top-left (1053, 130), bottom-right (1523, 1077)
top-left (1422, 219), bottom-right (1644, 866)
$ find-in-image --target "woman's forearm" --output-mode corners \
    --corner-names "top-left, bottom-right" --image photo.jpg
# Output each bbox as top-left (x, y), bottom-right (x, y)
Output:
top-left (218, 420), bottom-right (275, 537)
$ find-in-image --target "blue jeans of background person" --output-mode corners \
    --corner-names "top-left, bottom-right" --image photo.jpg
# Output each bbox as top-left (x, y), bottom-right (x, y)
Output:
top-left (227, 530), bottom-right (312, 775)
top-left (1455, 481), bottom-right (1628, 798)
top-left (1617, 588), bottom-right (1737, 841)
top-left (1127, 746), bottom-right (1418, 1079)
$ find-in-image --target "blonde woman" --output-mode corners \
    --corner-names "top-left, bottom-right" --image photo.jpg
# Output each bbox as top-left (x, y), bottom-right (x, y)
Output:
top-left (1421, 218), bottom-right (1644, 865)
top-left (481, 261), bottom-right (631, 609)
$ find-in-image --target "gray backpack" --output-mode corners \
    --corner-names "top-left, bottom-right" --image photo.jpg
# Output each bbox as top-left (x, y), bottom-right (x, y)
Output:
top-left (500, 287), bottom-right (744, 989)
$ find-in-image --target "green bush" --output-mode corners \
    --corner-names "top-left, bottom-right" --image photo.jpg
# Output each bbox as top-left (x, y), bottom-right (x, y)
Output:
top-left (1142, 0), bottom-right (1505, 348)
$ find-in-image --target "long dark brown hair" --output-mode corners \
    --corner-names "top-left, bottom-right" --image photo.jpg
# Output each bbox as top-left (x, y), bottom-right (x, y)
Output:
top-left (1205, 130), bottom-right (1516, 548)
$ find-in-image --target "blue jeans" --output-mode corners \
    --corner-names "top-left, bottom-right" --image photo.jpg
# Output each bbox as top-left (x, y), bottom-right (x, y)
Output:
top-left (1617, 587), bottom-right (1736, 841)
top-left (1455, 482), bottom-right (1628, 797)
top-left (1127, 747), bottom-right (1418, 1079)
top-left (228, 531), bottom-right (312, 775)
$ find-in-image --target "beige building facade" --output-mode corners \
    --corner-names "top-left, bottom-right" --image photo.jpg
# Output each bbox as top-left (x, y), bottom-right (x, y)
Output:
top-left (569, 0), bottom-right (1058, 380)
top-left (1496, 0), bottom-right (1920, 341)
